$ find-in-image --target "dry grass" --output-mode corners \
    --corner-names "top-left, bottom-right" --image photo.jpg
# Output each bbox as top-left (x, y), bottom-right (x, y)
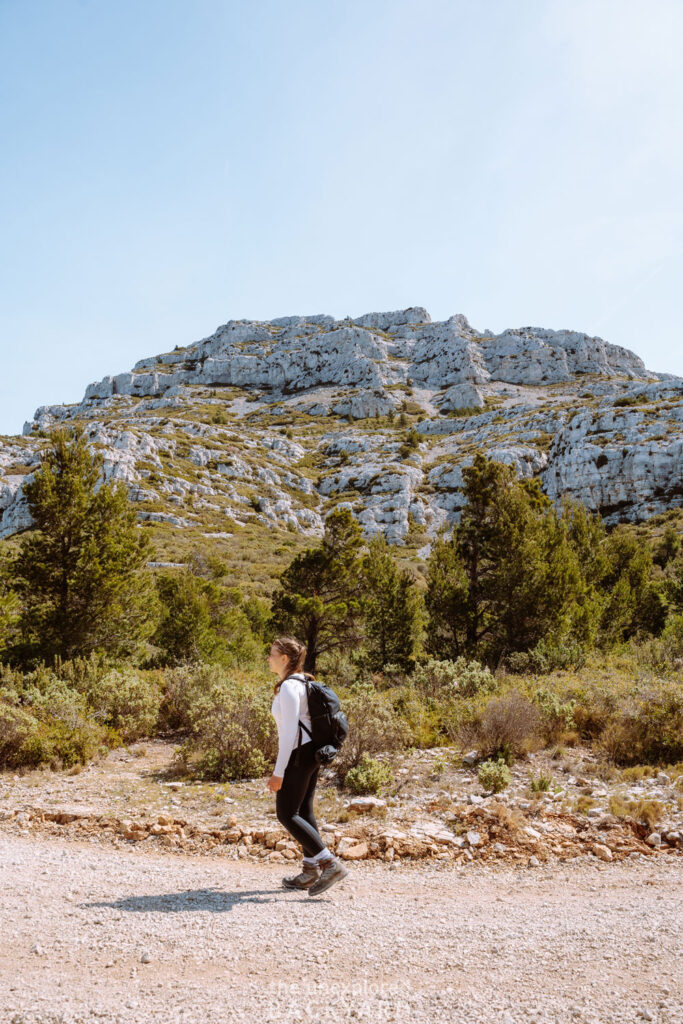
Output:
top-left (608, 795), bottom-right (666, 829)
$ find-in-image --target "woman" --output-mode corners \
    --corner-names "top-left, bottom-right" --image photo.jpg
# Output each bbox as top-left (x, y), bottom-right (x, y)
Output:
top-left (266, 635), bottom-right (349, 895)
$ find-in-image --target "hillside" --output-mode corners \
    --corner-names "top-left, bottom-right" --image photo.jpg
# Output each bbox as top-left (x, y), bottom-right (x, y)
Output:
top-left (2, 306), bottom-right (682, 594)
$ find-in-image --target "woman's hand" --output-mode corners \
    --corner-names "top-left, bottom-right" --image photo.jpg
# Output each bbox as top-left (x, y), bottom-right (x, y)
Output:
top-left (267, 774), bottom-right (283, 792)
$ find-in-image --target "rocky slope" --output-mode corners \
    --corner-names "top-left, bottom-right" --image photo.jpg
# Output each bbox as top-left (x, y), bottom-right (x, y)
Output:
top-left (2, 307), bottom-right (682, 554)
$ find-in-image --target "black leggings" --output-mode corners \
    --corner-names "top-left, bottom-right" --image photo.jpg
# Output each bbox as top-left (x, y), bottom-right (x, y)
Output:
top-left (275, 740), bottom-right (326, 857)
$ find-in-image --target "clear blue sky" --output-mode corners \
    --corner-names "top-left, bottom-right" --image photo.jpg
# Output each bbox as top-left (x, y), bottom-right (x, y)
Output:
top-left (1, 0), bottom-right (681, 435)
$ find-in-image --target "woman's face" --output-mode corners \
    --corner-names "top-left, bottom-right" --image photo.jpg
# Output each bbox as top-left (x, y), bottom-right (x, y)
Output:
top-left (267, 644), bottom-right (289, 676)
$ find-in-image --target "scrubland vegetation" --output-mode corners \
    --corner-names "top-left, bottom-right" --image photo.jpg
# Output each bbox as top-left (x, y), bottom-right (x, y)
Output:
top-left (1, 427), bottom-right (681, 789)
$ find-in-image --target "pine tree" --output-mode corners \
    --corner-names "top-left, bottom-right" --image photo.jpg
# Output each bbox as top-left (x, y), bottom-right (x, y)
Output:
top-left (10, 426), bottom-right (158, 663)
top-left (425, 454), bottom-right (591, 666)
top-left (269, 507), bottom-right (365, 672)
top-left (0, 549), bottom-right (20, 659)
top-left (424, 530), bottom-right (469, 659)
top-left (360, 532), bottom-right (422, 671)
top-left (599, 525), bottom-right (667, 641)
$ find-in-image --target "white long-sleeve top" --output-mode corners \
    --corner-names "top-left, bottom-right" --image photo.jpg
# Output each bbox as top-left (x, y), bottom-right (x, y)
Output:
top-left (271, 672), bottom-right (313, 778)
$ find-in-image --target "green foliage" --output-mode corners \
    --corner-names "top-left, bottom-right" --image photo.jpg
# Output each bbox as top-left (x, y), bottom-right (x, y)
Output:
top-left (176, 671), bottom-right (277, 780)
top-left (425, 456), bottom-right (597, 665)
top-left (662, 550), bottom-right (683, 613)
top-left (8, 426), bottom-right (158, 665)
top-left (423, 455), bottom-right (673, 665)
top-left (0, 702), bottom-right (39, 769)
top-left (358, 533), bottom-right (423, 672)
top-left (636, 612), bottom-right (683, 673)
top-left (82, 667), bottom-right (162, 741)
top-left (154, 572), bottom-right (215, 663)
top-left (398, 428), bottom-right (422, 459)
top-left (598, 525), bottom-right (667, 643)
top-left (506, 635), bottom-right (588, 674)
top-left (0, 669), bottom-right (111, 769)
top-left (333, 679), bottom-right (411, 778)
top-left (0, 554), bottom-right (20, 659)
top-left (595, 680), bottom-right (683, 766)
top-left (531, 686), bottom-right (577, 742)
top-left (529, 771), bottom-right (553, 792)
top-left (344, 752), bottom-right (393, 794)
top-left (653, 524), bottom-right (681, 569)
top-left (152, 567), bottom-right (264, 667)
top-left (411, 656), bottom-right (497, 699)
top-left (269, 507), bottom-right (365, 672)
top-left (477, 757), bottom-right (511, 793)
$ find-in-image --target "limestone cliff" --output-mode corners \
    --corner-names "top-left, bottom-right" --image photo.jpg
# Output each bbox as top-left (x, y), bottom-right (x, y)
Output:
top-left (1, 308), bottom-right (681, 551)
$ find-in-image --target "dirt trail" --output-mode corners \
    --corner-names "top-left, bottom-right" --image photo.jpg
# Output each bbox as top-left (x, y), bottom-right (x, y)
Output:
top-left (1, 832), bottom-right (681, 1024)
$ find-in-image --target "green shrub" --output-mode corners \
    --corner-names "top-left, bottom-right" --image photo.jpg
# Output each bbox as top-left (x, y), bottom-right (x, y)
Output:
top-left (344, 753), bottom-right (393, 794)
top-left (333, 680), bottom-right (411, 778)
top-left (411, 657), bottom-right (497, 699)
top-left (0, 702), bottom-right (38, 769)
top-left (506, 636), bottom-right (588, 674)
top-left (84, 668), bottom-right (162, 741)
top-left (158, 663), bottom-right (236, 732)
top-left (177, 673), bottom-right (277, 781)
top-left (478, 757), bottom-right (511, 793)
top-left (532, 687), bottom-right (577, 742)
top-left (0, 676), bottom-right (111, 769)
top-left (595, 680), bottom-right (683, 765)
top-left (529, 771), bottom-right (553, 792)
top-left (386, 682), bottom-right (446, 748)
top-left (634, 613), bottom-right (683, 673)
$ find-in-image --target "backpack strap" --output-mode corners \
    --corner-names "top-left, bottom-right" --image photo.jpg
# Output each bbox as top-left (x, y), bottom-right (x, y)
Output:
top-left (292, 674), bottom-right (313, 766)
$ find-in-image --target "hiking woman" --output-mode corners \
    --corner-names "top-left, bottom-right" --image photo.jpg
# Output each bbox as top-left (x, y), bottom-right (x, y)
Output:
top-left (266, 635), bottom-right (349, 895)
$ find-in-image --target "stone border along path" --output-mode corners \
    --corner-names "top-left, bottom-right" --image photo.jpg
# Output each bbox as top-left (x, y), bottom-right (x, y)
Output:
top-left (0, 832), bottom-right (681, 1024)
top-left (1, 798), bottom-right (681, 866)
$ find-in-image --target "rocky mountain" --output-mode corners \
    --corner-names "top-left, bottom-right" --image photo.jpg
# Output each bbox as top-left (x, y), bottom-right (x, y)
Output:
top-left (2, 307), bottom-right (682, 564)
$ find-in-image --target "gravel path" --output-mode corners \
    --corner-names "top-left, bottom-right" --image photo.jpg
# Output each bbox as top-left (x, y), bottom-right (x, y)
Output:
top-left (1, 834), bottom-right (681, 1024)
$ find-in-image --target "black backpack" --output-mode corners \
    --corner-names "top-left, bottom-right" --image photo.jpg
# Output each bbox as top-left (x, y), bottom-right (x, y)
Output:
top-left (291, 672), bottom-right (349, 767)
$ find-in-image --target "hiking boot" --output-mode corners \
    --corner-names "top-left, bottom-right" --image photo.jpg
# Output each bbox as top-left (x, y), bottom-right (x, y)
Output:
top-left (307, 856), bottom-right (349, 896)
top-left (282, 861), bottom-right (321, 890)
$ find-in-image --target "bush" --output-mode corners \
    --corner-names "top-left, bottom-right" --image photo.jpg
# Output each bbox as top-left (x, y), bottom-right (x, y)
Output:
top-left (158, 662), bottom-right (254, 733)
top-left (506, 636), bottom-right (588, 674)
top-left (532, 687), bottom-right (577, 743)
top-left (411, 657), bottom-right (497, 700)
top-left (595, 680), bottom-right (683, 765)
top-left (0, 702), bottom-right (38, 769)
top-left (333, 681), bottom-right (411, 778)
top-left (0, 676), bottom-right (111, 770)
top-left (83, 668), bottom-right (162, 742)
top-left (344, 753), bottom-right (393, 794)
top-left (386, 682), bottom-right (445, 748)
top-left (478, 757), bottom-right (511, 793)
top-left (529, 771), bottom-right (553, 792)
top-left (633, 613), bottom-right (683, 674)
top-left (176, 672), bottom-right (277, 781)
top-left (460, 690), bottom-right (541, 763)
top-left (316, 648), bottom-right (364, 690)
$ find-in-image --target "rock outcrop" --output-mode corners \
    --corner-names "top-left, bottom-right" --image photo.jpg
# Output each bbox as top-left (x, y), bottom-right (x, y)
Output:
top-left (1, 307), bottom-right (681, 547)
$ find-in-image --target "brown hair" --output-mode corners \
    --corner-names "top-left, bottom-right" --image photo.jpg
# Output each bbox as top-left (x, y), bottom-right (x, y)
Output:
top-left (272, 636), bottom-right (315, 694)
